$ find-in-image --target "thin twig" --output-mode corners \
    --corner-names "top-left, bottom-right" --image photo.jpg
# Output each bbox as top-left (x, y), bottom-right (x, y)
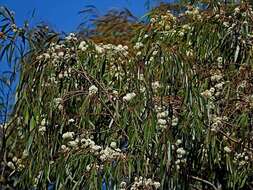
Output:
top-left (190, 175), bottom-right (218, 190)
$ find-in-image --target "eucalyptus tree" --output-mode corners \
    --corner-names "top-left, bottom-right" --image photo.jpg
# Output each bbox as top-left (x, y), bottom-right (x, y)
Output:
top-left (1, 1), bottom-right (253, 190)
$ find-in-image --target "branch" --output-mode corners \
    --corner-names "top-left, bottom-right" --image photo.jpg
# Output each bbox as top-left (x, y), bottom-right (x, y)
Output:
top-left (190, 175), bottom-right (218, 190)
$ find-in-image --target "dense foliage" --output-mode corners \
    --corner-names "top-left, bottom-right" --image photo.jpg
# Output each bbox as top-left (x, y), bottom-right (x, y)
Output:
top-left (1, 1), bottom-right (253, 189)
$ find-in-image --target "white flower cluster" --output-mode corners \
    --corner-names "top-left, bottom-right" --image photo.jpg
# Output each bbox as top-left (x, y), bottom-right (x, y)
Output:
top-left (6, 153), bottom-right (25, 172)
top-left (47, 73), bottom-right (58, 85)
top-left (54, 97), bottom-right (63, 111)
top-left (94, 43), bottom-right (129, 56)
top-left (68, 118), bottom-right (75, 124)
top-left (156, 107), bottom-right (168, 129)
top-left (119, 181), bottom-right (127, 190)
top-left (38, 118), bottom-right (47, 133)
top-left (234, 7), bottom-right (240, 15)
top-left (123, 92), bottom-right (136, 102)
top-left (81, 138), bottom-right (102, 153)
top-left (82, 139), bottom-right (123, 161)
top-left (62, 134), bottom-right (124, 161)
top-left (173, 139), bottom-right (187, 170)
top-left (65, 33), bottom-right (77, 42)
top-left (61, 131), bottom-right (79, 151)
top-left (36, 41), bottom-right (76, 66)
top-left (127, 177), bottom-right (160, 190)
top-left (104, 44), bottom-right (128, 56)
top-left (62, 131), bottom-right (75, 139)
top-left (99, 145), bottom-right (123, 161)
top-left (7, 161), bottom-right (15, 170)
top-left (134, 42), bottom-right (144, 50)
top-left (150, 11), bottom-right (176, 31)
top-left (233, 150), bottom-right (251, 167)
top-left (78, 41), bottom-right (89, 52)
top-left (57, 67), bottom-right (72, 80)
top-left (210, 115), bottom-right (227, 132)
top-left (88, 85), bottom-right (98, 96)
top-left (201, 87), bottom-right (215, 99)
top-left (134, 42), bottom-right (144, 56)
top-left (152, 81), bottom-right (161, 92)
top-left (211, 68), bottom-right (226, 98)
top-left (211, 71), bottom-right (223, 82)
top-left (11, 24), bottom-right (18, 33)
top-left (177, 24), bottom-right (192, 37)
top-left (247, 94), bottom-right (253, 109)
top-left (156, 106), bottom-right (178, 129)
top-left (185, 7), bottom-right (202, 20)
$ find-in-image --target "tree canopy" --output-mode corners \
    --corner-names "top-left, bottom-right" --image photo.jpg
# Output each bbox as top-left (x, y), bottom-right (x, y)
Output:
top-left (1, 1), bottom-right (253, 189)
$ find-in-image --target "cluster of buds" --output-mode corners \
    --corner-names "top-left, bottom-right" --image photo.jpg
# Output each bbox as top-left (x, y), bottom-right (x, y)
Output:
top-left (210, 68), bottom-right (225, 99)
top-left (82, 139), bottom-right (124, 162)
top-left (233, 150), bottom-right (252, 168)
top-left (156, 106), bottom-right (178, 130)
top-left (38, 118), bottom-right (47, 133)
top-left (152, 81), bottom-right (161, 93)
top-left (88, 85), bottom-right (98, 96)
top-left (78, 41), bottom-right (89, 52)
top-left (173, 139), bottom-right (187, 170)
top-left (210, 115), bottom-right (227, 133)
top-left (53, 97), bottom-right (64, 111)
top-left (61, 133), bottom-right (125, 162)
top-left (123, 92), bottom-right (136, 102)
top-left (65, 33), bottom-right (77, 42)
top-left (61, 131), bottom-right (78, 151)
top-left (185, 7), bottom-right (202, 20)
top-left (99, 142), bottom-right (123, 161)
top-left (128, 177), bottom-right (160, 190)
top-left (150, 11), bottom-right (177, 31)
top-left (94, 43), bottom-right (129, 56)
top-left (36, 40), bottom-right (76, 67)
top-left (5, 153), bottom-right (25, 172)
top-left (134, 42), bottom-right (144, 56)
top-left (156, 107), bottom-right (169, 129)
top-left (201, 87), bottom-right (215, 99)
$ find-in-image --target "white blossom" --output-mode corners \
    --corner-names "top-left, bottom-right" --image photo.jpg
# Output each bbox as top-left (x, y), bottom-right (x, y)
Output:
top-left (201, 90), bottom-right (212, 98)
top-left (110, 141), bottom-right (117, 149)
top-left (157, 111), bottom-right (169, 118)
top-left (177, 147), bottom-right (186, 155)
top-left (41, 118), bottom-right (46, 126)
top-left (67, 140), bottom-right (78, 148)
top-left (7, 161), bottom-right (15, 170)
top-left (211, 74), bottom-right (223, 82)
top-left (175, 139), bottom-right (182, 146)
top-left (172, 117), bottom-right (179, 126)
top-left (38, 126), bottom-right (46, 133)
top-left (153, 182), bottom-right (160, 189)
top-left (68, 118), bottom-right (75, 123)
top-left (157, 119), bottom-right (167, 125)
top-left (89, 85), bottom-right (98, 95)
top-left (62, 132), bottom-right (75, 140)
top-left (123, 92), bottom-right (136, 102)
top-left (12, 156), bottom-right (17, 163)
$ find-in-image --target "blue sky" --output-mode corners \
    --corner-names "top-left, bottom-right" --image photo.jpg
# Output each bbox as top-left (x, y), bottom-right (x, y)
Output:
top-left (1, 0), bottom-right (161, 33)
